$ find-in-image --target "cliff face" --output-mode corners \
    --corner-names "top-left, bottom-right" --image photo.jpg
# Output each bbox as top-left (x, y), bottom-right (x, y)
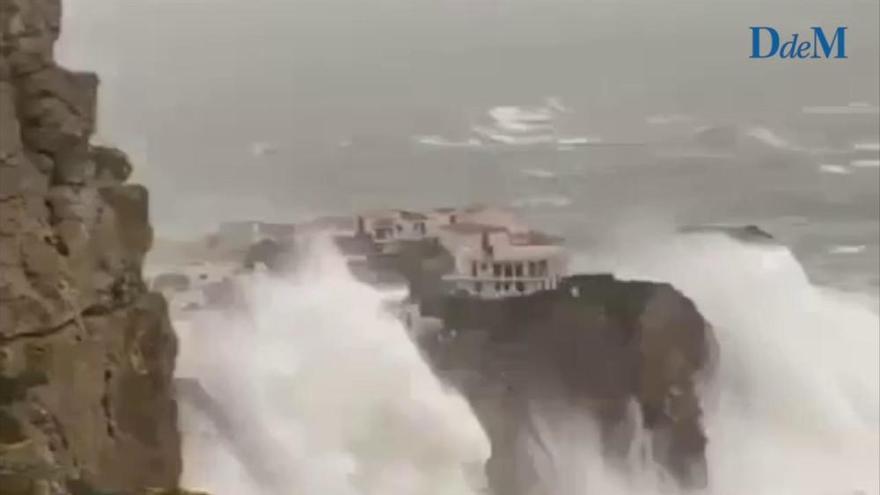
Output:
top-left (416, 274), bottom-right (713, 494)
top-left (1, 1), bottom-right (180, 493)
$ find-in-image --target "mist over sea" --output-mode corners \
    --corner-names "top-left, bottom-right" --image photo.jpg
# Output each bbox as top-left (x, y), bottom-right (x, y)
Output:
top-left (59, 0), bottom-right (879, 293)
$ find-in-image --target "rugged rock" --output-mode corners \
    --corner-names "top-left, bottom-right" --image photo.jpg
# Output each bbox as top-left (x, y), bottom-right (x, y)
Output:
top-left (1, 1), bottom-right (181, 493)
top-left (242, 238), bottom-right (288, 272)
top-left (367, 241), bottom-right (714, 494)
top-left (417, 275), bottom-right (713, 494)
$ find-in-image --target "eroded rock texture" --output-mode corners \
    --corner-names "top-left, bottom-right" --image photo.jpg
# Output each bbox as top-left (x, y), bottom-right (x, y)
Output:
top-left (419, 275), bottom-right (713, 495)
top-left (413, 275), bottom-right (713, 494)
top-left (1, 1), bottom-right (181, 493)
top-left (356, 237), bottom-right (716, 494)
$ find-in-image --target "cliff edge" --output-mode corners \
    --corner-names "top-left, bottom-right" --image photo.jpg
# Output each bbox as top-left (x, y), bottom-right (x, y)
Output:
top-left (1, 1), bottom-right (181, 493)
top-left (370, 240), bottom-right (715, 494)
top-left (416, 275), bottom-right (713, 494)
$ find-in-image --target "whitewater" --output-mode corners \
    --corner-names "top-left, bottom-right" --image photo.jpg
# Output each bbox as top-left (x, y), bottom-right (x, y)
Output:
top-left (175, 238), bottom-right (489, 495)
top-left (176, 231), bottom-right (879, 495)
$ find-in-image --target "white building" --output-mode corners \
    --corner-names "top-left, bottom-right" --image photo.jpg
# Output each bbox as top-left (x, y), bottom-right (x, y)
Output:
top-left (357, 209), bottom-right (432, 252)
top-left (355, 205), bottom-right (567, 298)
top-left (438, 217), bottom-right (567, 299)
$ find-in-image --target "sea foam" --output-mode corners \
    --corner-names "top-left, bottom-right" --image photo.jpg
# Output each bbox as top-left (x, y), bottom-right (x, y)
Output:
top-left (177, 237), bottom-right (489, 495)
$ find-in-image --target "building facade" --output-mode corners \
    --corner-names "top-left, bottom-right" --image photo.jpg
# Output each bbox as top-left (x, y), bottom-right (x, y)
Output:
top-left (437, 213), bottom-right (567, 298)
top-left (354, 205), bottom-right (568, 298)
top-left (357, 209), bottom-right (434, 252)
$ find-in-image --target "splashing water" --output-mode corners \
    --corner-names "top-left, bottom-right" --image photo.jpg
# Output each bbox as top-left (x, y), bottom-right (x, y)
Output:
top-left (176, 238), bottom-right (489, 495)
top-left (174, 228), bottom-right (877, 495)
top-left (569, 231), bottom-right (880, 495)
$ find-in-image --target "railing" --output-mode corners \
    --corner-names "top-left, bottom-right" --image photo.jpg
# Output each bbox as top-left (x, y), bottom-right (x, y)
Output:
top-left (442, 274), bottom-right (558, 283)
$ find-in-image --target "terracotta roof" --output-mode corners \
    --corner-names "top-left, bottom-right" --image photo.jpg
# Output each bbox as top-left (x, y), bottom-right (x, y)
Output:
top-left (396, 210), bottom-right (429, 221)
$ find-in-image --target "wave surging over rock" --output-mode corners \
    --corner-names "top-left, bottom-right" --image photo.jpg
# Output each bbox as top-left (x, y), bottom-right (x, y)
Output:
top-left (175, 238), bottom-right (489, 495)
top-left (572, 231), bottom-right (880, 495)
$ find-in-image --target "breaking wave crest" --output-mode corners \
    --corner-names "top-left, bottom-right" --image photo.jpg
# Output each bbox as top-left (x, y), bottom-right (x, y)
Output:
top-left (174, 228), bottom-right (877, 495)
top-left (568, 230), bottom-right (880, 495)
top-left (176, 237), bottom-right (489, 495)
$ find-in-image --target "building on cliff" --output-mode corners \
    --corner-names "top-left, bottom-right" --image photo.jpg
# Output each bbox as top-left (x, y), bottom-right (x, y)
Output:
top-left (351, 205), bottom-right (568, 298)
top-left (356, 209), bottom-right (432, 253)
top-left (438, 222), bottom-right (567, 298)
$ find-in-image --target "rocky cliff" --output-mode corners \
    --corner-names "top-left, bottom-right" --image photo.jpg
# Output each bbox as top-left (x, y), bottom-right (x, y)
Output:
top-left (421, 275), bottom-right (712, 495)
top-left (369, 241), bottom-right (715, 494)
top-left (1, 1), bottom-right (181, 493)
top-left (420, 276), bottom-right (713, 494)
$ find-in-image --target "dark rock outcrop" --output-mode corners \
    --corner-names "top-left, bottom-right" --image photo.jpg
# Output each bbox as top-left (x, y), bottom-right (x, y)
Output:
top-left (1, 1), bottom-right (181, 493)
top-left (366, 241), bottom-right (714, 494)
top-left (242, 238), bottom-right (289, 272)
top-left (419, 276), bottom-right (712, 494)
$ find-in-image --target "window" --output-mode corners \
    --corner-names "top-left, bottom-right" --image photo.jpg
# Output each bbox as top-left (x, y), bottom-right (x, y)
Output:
top-left (471, 261), bottom-right (478, 277)
top-left (450, 215), bottom-right (457, 224)
top-left (516, 281), bottom-right (525, 292)
top-left (416, 222), bottom-right (426, 234)
top-left (375, 228), bottom-right (388, 240)
top-left (495, 282), bottom-right (502, 291)
top-left (475, 281), bottom-right (483, 293)
top-left (504, 264), bottom-right (513, 277)
top-left (493, 263), bottom-right (502, 277)
top-left (481, 262), bottom-right (488, 271)
top-left (396, 224), bottom-right (403, 232)
top-left (528, 261), bottom-right (537, 277)
top-left (538, 260), bottom-right (548, 276)
top-left (514, 263), bottom-right (523, 277)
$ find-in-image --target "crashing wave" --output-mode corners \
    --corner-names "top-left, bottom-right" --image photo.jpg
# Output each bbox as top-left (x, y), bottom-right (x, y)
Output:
top-left (818, 164), bottom-right (851, 175)
top-left (413, 135), bottom-right (483, 148)
top-left (568, 230), bottom-right (879, 495)
top-left (853, 142), bottom-right (880, 152)
top-left (177, 238), bottom-right (489, 495)
top-left (851, 159), bottom-right (880, 168)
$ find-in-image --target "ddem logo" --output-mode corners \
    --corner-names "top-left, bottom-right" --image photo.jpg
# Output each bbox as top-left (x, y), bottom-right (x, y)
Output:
top-left (750, 26), bottom-right (847, 59)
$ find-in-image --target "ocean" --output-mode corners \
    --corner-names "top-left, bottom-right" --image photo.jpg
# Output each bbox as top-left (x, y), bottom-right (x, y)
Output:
top-left (57, 0), bottom-right (879, 493)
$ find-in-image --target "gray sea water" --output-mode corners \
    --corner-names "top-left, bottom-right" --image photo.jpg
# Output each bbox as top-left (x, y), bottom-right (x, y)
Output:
top-left (52, 2), bottom-right (880, 493)
top-left (60, 0), bottom-right (879, 293)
